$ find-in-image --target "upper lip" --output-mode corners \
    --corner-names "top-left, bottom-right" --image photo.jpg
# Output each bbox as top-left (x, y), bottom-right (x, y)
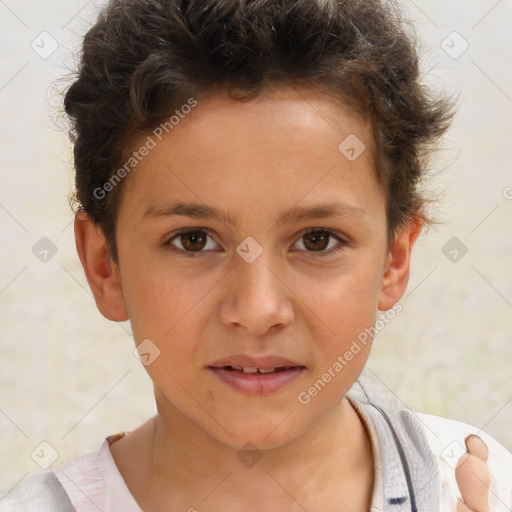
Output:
top-left (207, 354), bottom-right (305, 369)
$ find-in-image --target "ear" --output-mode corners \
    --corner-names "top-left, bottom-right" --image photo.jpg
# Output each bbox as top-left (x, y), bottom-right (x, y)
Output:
top-left (378, 216), bottom-right (423, 311)
top-left (74, 210), bottom-right (128, 322)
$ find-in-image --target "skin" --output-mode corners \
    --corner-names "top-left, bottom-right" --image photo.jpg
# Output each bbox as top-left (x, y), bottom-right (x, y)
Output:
top-left (74, 85), bottom-right (490, 511)
top-left (456, 436), bottom-right (490, 512)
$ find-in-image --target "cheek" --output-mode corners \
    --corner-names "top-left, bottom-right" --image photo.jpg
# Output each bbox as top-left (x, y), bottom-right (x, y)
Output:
top-left (297, 261), bottom-right (382, 327)
top-left (121, 257), bottom-right (216, 344)
top-left (296, 262), bottom-right (382, 370)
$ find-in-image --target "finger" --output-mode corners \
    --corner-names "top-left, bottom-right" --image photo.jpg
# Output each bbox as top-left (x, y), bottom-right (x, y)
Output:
top-left (456, 498), bottom-right (475, 512)
top-left (465, 434), bottom-right (489, 462)
top-left (455, 452), bottom-right (490, 512)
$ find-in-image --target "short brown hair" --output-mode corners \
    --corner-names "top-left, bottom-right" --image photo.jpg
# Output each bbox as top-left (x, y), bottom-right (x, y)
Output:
top-left (63, 0), bottom-right (454, 262)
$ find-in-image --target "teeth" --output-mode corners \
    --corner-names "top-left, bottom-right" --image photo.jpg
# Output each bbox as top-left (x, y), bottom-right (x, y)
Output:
top-left (242, 366), bottom-right (259, 374)
top-left (239, 366), bottom-right (278, 374)
top-left (225, 366), bottom-right (292, 374)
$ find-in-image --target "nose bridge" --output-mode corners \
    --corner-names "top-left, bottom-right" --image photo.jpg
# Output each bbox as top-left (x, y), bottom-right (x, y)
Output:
top-left (235, 244), bottom-right (281, 304)
top-left (221, 241), bottom-right (293, 334)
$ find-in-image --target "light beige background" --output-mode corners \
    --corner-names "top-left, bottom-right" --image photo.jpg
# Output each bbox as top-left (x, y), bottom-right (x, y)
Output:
top-left (1, 0), bottom-right (511, 493)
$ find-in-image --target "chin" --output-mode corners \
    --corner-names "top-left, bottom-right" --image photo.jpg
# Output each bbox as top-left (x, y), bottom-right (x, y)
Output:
top-left (214, 410), bottom-right (306, 451)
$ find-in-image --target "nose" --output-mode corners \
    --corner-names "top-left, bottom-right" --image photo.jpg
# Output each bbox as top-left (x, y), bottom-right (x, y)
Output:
top-left (218, 250), bottom-right (294, 336)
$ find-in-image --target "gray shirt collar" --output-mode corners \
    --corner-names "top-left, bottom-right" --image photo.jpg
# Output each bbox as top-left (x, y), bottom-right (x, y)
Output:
top-left (347, 384), bottom-right (441, 512)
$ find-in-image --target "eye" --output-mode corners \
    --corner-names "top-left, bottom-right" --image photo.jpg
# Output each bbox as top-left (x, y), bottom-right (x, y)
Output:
top-left (163, 227), bottom-right (347, 257)
top-left (293, 228), bottom-right (347, 256)
top-left (164, 228), bottom-right (219, 256)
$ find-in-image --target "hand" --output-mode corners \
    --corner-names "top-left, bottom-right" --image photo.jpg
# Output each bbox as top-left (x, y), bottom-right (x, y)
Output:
top-left (455, 434), bottom-right (491, 512)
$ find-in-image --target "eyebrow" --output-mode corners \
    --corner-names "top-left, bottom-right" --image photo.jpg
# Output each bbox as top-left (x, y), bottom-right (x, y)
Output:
top-left (142, 200), bottom-right (366, 227)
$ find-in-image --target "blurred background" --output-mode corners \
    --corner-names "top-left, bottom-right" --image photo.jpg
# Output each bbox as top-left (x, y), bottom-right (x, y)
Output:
top-left (1, 0), bottom-right (511, 492)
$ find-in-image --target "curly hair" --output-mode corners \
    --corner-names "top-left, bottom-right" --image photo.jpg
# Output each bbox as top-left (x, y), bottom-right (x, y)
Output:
top-left (63, 0), bottom-right (454, 263)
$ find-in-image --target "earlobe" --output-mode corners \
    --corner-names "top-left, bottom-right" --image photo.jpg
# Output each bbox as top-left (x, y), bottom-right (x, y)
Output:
top-left (378, 217), bottom-right (423, 311)
top-left (74, 210), bottom-right (129, 322)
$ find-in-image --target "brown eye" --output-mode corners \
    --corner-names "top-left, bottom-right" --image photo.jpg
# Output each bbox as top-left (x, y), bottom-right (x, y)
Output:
top-left (293, 228), bottom-right (347, 256)
top-left (302, 230), bottom-right (331, 251)
top-left (180, 231), bottom-right (207, 251)
top-left (165, 229), bottom-right (218, 254)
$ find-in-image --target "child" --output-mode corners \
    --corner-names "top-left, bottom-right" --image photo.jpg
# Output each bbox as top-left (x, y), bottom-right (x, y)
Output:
top-left (1, 0), bottom-right (511, 511)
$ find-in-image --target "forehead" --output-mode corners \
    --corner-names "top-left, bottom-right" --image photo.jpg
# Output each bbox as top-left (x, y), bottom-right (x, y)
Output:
top-left (118, 85), bottom-right (382, 225)
top-left (165, 85), bottom-right (372, 157)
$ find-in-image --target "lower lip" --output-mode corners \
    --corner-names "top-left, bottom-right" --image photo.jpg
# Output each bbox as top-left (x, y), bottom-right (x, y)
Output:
top-left (208, 367), bottom-right (306, 396)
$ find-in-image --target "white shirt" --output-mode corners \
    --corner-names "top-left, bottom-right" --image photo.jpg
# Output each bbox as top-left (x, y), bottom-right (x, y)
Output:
top-left (50, 408), bottom-right (512, 511)
top-left (53, 432), bottom-right (141, 512)
top-left (2, 404), bottom-right (511, 511)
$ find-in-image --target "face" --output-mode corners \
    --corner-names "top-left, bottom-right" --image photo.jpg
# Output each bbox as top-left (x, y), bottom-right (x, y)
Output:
top-left (89, 85), bottom-right (413, 450)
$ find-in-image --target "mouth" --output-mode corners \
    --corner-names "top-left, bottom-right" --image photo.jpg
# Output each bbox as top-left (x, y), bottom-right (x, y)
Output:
top-left (207, 356), bottom-right (306, 396)
top-left (213, 365), bottom-right (303, 374)
top-left (207, 354), bottom-right (305, 370)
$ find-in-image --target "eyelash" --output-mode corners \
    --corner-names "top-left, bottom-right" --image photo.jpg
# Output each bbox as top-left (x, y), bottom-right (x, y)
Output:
top-left (163, 227), bottom-right (348, 258)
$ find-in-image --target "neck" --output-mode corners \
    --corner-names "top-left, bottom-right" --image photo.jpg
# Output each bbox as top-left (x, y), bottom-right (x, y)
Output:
top-left (140, 393), bottom-right (374, 511)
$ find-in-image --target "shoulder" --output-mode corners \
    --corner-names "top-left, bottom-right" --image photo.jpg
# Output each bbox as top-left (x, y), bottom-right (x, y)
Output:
top-left (416, 411), bottom-right (512, 464)
top-left (0, 433), bottom-right (132, 512)
top-left (416, 411), bottom-right (512, 511)
top-left (52, 432), bottom-right (142, 512)
top-left (51, 436), bottom-right (118, 511)
top-left (348, 378), bottom-right (512, 509)
top-left (0, 471), bottom-right (75, 512)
